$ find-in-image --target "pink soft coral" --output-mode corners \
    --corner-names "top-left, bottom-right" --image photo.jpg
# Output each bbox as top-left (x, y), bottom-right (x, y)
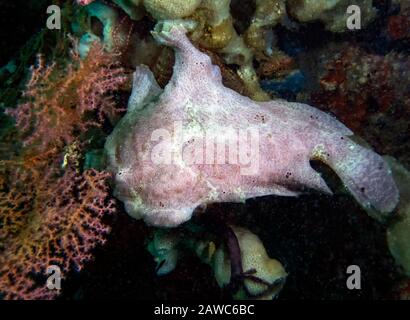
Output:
top-left (76, 0), bottom-right (96, 6)
top-left (0, 166), bottom-right (115, 299)
top-left (6, 44), bottom-right (127, 155)
top-left (0, 42), bottom-right (123, 299)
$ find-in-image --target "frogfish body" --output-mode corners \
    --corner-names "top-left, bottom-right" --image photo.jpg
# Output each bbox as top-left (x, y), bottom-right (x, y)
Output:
top-left (105, 20), bottom-right (399, 227)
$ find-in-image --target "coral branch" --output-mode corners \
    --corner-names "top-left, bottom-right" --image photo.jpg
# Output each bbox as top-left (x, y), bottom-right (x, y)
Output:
top-left (0, 167), bottom-right (116, 300)
top-left (0, 40), bottom-right (125, 300)
top-left (5, 44), bottom-right (128, 155)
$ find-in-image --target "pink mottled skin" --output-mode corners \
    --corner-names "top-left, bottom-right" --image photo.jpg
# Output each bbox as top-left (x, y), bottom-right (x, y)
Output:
top-left (105, 20), bottom-right (399, 227)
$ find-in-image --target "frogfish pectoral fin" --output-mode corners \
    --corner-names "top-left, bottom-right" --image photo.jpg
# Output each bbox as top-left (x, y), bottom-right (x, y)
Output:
top-left (314, 139), bottom-right (399, 218)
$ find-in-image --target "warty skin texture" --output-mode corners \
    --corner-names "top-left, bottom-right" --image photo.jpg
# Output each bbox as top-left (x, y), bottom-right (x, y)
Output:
top-left (105, 20), bottom-right (399, 228)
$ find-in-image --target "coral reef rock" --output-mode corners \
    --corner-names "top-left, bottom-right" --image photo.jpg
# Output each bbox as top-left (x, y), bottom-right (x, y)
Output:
top-left (288, 0), bottom-right (377, 32)
top-left (147, 224), bottom-right (287, 300)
